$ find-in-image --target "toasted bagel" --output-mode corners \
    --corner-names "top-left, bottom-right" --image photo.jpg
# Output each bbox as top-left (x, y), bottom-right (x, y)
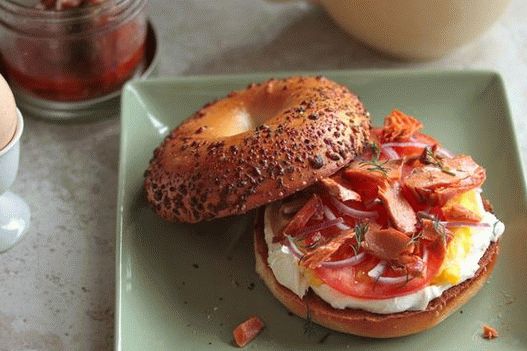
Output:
top-left (145, 76), bottom-right (370, 223)
top-left (254, 208), bottom-right (499, 338)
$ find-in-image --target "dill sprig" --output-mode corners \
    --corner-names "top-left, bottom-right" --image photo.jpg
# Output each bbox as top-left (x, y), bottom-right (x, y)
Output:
top-left (421, 146), bottom-right (456, 176)
top-left (352, 222), bottom-right (369, 255)
top-left (432, 216), bottom-right (448, 246)
top-left (403, 267), bottom-right (416, 286)
top-left (407, 230), bottom-right (424, 246)
top-left (360, 143), bottom-right (389, 176)
top-left (417, 211), bottom-right (449, 245)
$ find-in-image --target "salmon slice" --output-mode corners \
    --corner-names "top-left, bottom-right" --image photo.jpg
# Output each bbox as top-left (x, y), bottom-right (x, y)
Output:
top-left (301, 229), bottom-right (356, 269)
top-left (319, 178), bottom-right (361, 202)
top-left (442, 203), bottom-right (482, 222)
top-left (276, 194), bottom-right (322, 242)
top-left (345, 158), bottom-right (404, 184)
top-left (420, 218), bottom-right (452, 243)
top-left (378, 183), bottom-right (417, 234)
top-left (344, 160), bottom-right (415, 233)
top-left (233, 316), bottom-right (265, 347)
top-left (362, 226), bottom-right (412, 261)
top-left (404, 155), bottom-right (486, 206)
top-left (382, 109), bottom-right (423, 142)
top-left (343, 159), bottom-right (404, 202)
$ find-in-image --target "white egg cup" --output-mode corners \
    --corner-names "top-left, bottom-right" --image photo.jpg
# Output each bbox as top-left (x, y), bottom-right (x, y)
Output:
top-left (0, 109), bottom-right (30, 253)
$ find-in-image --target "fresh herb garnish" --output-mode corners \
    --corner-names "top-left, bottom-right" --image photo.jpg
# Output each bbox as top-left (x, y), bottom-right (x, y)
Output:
top-left (403, 267), bottom-right (416, 286)
top-left (421, 146), bottom-right (456, 176)
top-left (432, 216), bottom-right (448, 245)
top-left (352, 222), bottom-right (368, 255)
top-left (360, 142), bottom-right (389, 176)
top-left (408, 230), bottom-right (424, 246)
top-left (398, 264), bottom-right (416, 287)
top-left (418, 211), bottom-right (450, 245)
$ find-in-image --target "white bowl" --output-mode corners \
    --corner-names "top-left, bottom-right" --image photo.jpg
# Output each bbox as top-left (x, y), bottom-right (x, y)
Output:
top-left (320, 0), bottom-right (511, 60)
top-left (0, 109), bottom-right (30, 253)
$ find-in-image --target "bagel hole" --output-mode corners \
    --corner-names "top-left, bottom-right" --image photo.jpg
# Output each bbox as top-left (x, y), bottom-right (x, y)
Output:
top-left (245, 94), bottom-right (289, 132)
top-left (207, 91), bottom-right (289, 137)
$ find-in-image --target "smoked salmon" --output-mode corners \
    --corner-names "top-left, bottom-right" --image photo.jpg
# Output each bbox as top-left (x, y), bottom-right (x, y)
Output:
top-left (362, 227), bottom-right (413, 261)
top-left (404, 155), bottom-right (486, 206)
top-left (277, 194), bottom-right (322, 242)
top-left (381, 109), bottom-right (423, 142)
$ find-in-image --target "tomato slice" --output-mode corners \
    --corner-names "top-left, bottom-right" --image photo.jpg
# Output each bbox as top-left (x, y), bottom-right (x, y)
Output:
top-left (314, 240), bottom-right (446, 299)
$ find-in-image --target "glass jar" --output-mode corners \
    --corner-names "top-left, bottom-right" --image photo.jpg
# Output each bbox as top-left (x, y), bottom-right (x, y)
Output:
top-left (0, 0), bottom-right (147, 108)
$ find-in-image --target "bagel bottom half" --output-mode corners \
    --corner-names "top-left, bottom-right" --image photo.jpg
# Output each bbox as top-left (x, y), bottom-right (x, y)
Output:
top-left (253, 209), bottom-right (499, 338)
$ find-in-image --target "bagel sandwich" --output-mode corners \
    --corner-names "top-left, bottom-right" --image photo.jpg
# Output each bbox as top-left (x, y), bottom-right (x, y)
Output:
top-left (143, 77), bottom-right (505, 339)
top-left (255, 110), bottom-right (504, 338)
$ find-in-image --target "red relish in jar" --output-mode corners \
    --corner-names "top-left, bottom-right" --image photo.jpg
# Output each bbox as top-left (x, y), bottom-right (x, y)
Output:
top-left (0, 0), bottom-right (147, 102)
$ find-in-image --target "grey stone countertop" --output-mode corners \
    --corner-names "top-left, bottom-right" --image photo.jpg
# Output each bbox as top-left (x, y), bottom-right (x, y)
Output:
top-left (1, 0), bottom-right (525, 350)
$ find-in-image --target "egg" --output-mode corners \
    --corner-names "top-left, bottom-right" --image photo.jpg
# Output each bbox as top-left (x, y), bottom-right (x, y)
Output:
top-left (432, 226), bottom-right (473, 284)
top-left (0, 74), bottom-right (17, 150)
top-left (433, 189), bottom-right (485, 285)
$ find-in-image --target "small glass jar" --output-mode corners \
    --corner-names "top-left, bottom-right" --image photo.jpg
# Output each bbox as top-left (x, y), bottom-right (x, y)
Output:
top-left (0, 0), bottom-right (147, 118)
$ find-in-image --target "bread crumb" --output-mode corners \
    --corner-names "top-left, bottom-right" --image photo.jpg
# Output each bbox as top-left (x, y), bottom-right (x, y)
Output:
top-left (482, 325), bottom-right (498, 339)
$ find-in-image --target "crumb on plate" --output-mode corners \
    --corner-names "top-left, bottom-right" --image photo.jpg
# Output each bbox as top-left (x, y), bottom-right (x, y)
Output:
top-left (482, 324), bottom-right (498, 340)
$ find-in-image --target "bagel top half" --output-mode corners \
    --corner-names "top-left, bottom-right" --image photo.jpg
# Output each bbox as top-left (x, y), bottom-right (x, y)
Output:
top-left (144, 76), bottom-right (370, 223)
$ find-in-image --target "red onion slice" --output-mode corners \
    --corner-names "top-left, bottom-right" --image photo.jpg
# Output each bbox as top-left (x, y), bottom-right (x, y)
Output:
top-left (294, 217), bottom-right (344, 238)
top-left (381, 146), bottom-right (399, 160)
top-left (323, 205), bottom-right (351, 230)
top-left (330, 198), bottom-right (378, 219)
top-left (376, 275), bottom-right (410, 284)
top-left (285, 236), bottom-right (303, 259)
top-left (443, 221), bottom-right (491, 229)
top-left (367, 260), bottom-right (387, 279)
top-left (406, 136), bottom-right (454, 158)
top-left (320, 252), bottom-right (366, 268)
top-left (436, 147), bottom-right (454, 158)
top-left (418, 211), bottom-right (491, 229)
top-left (381, 141), bottom-right (429, 149)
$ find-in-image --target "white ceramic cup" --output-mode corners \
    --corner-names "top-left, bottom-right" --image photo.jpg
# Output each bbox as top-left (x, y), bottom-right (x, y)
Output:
top-left (318, 0), bottom-right (511, 60)
top-left (0, 109), bottom-right (30, 253)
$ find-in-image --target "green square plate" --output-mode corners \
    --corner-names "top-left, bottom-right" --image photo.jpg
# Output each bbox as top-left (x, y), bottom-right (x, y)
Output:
top-left (117, 70), bottom-right (526, 351)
